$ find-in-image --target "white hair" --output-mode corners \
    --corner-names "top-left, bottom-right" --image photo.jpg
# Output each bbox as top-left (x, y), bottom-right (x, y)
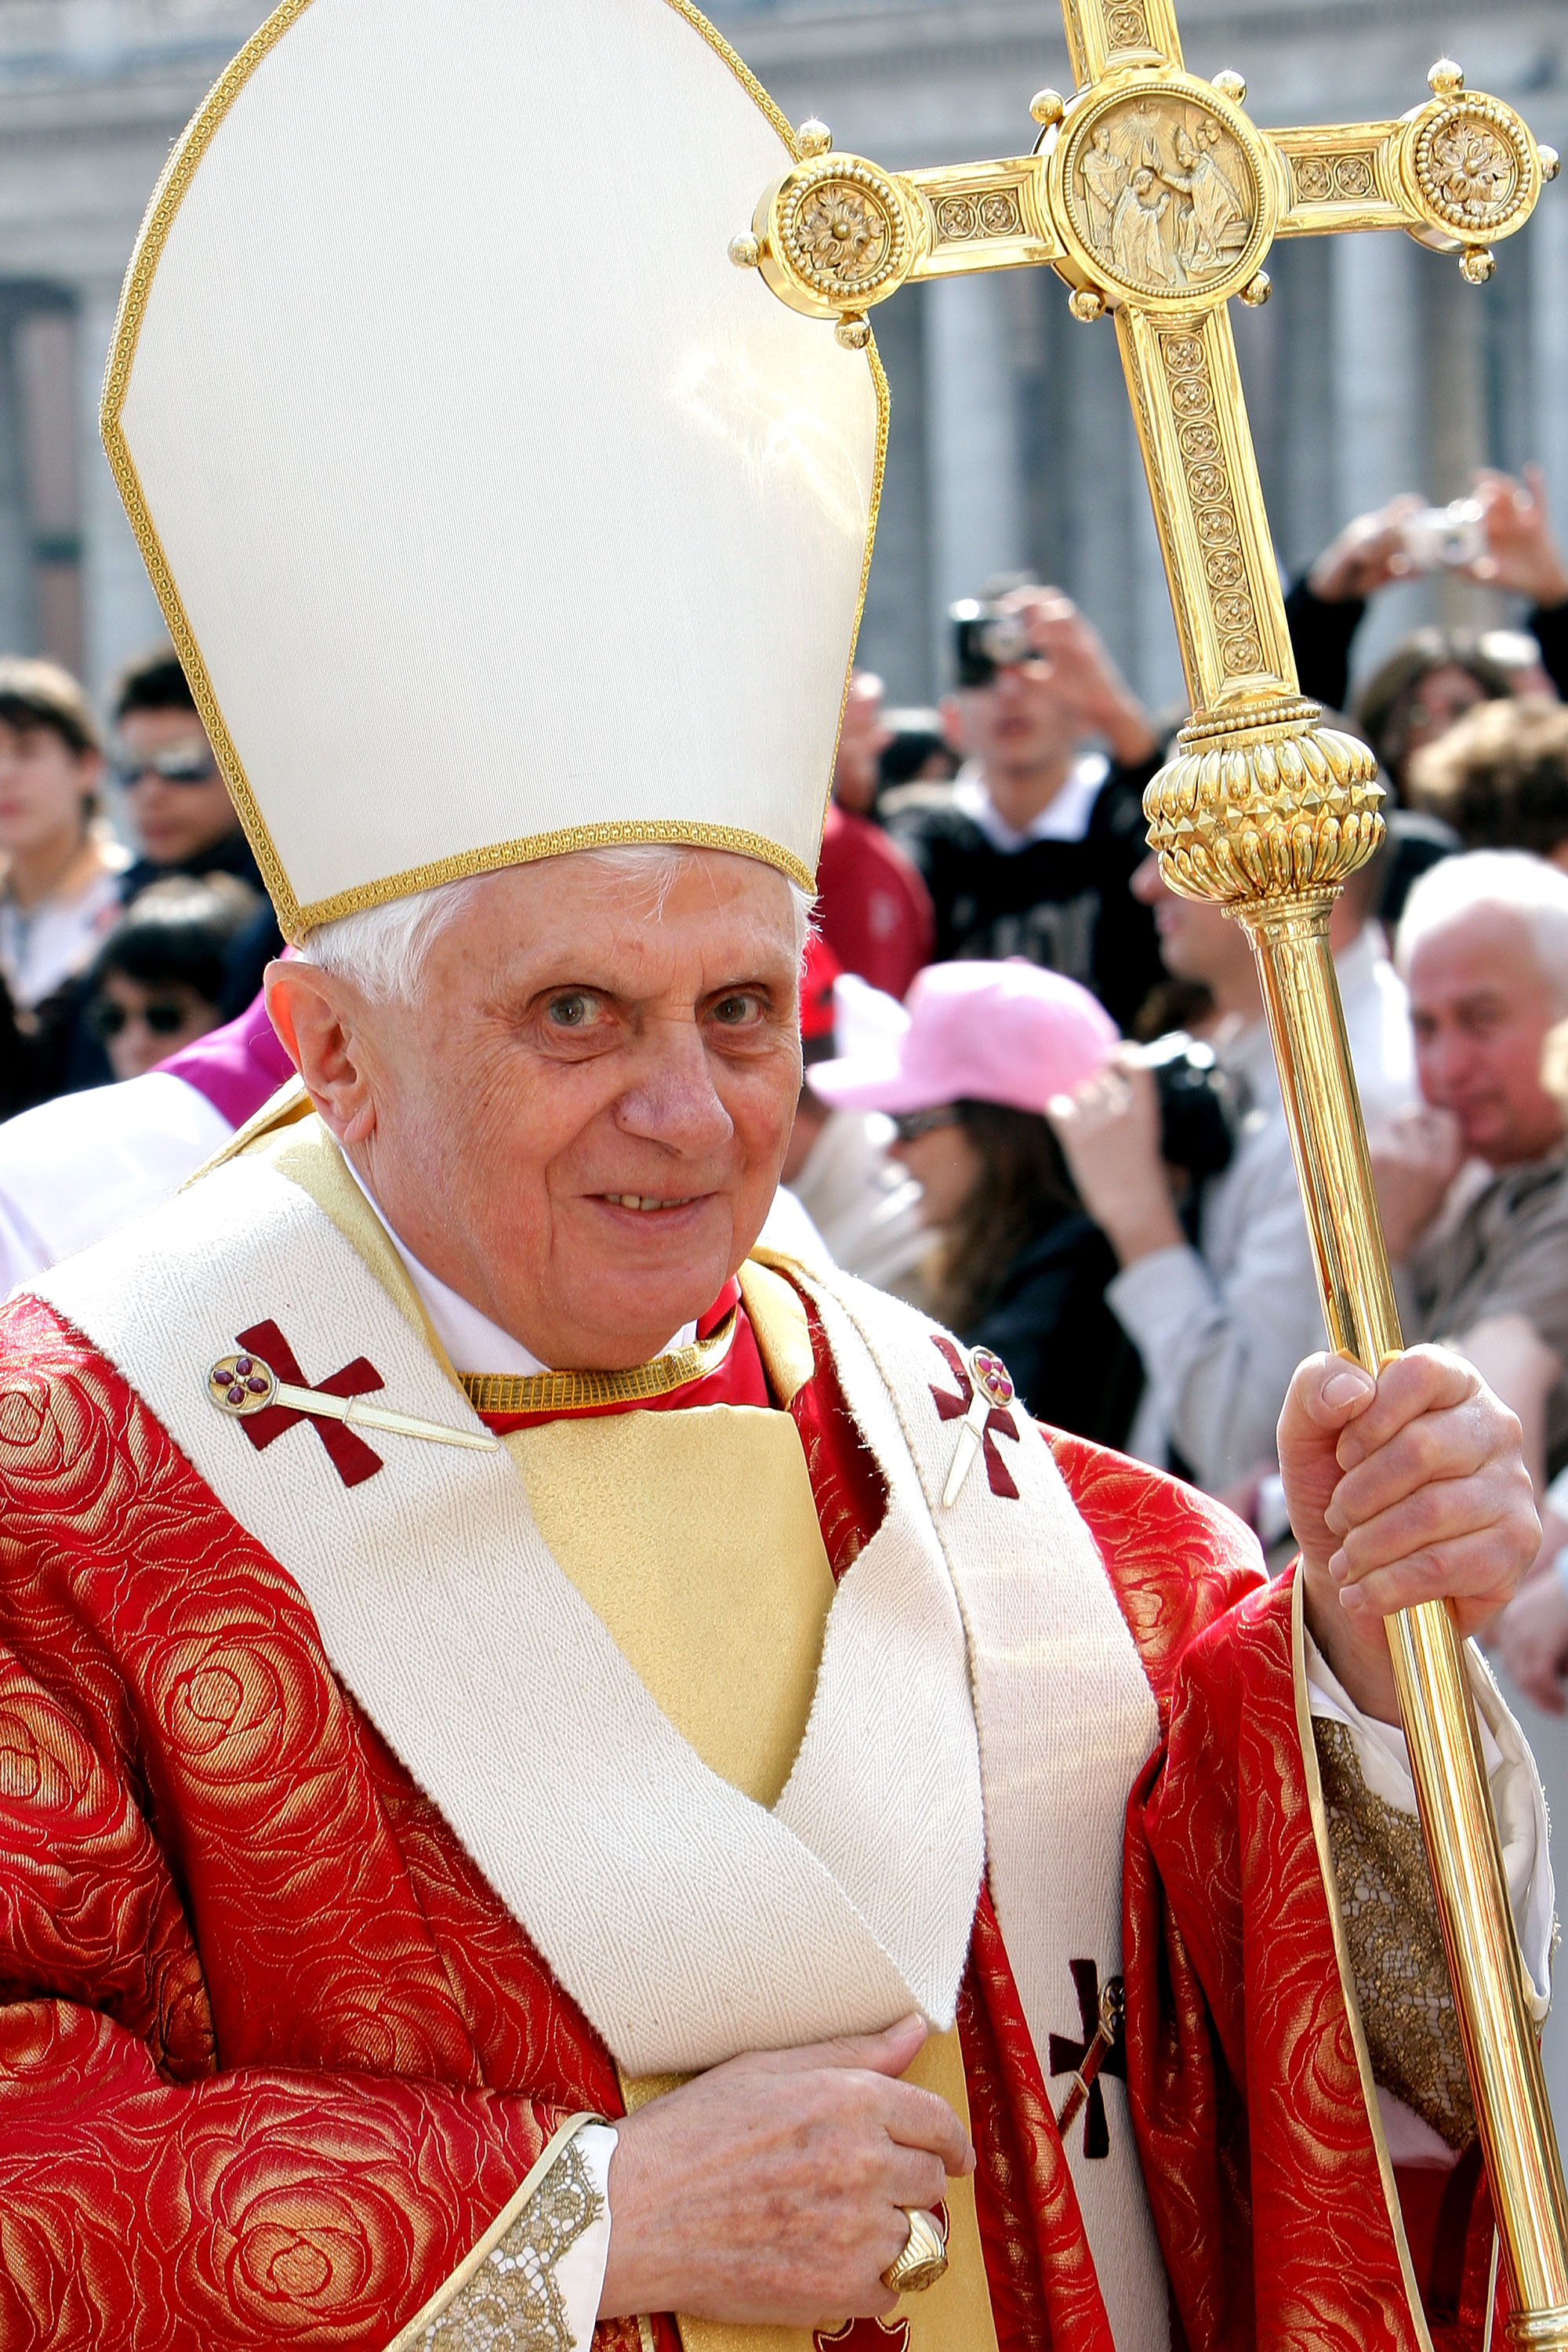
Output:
top-left (301, 843), bottom-right (815, 1001)
top-left (1396, 848), bottom-right (1568, 1010)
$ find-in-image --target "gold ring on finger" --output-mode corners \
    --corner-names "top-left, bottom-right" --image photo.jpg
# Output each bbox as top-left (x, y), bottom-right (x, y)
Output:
top-left (880, 2206), bottom-right (949, 2296)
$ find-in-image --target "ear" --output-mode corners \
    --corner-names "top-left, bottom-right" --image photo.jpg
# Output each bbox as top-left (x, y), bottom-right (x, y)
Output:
top-left (264, 960), bottom-right (377, 1146)
top-left (938, 693), bottom-right (967, 754)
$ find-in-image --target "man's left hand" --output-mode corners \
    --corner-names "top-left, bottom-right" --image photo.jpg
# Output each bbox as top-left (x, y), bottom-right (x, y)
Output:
top-left (1282, 1348), bottom-right (1539, 1722)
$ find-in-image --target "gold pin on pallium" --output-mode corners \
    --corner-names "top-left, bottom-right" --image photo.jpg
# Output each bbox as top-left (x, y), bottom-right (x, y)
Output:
top-left (941, 1348), bottom-right (1015, 1508)
top-left (1055, 1978), bottom-right (1125, 2140)
top-left (207, 1352), bottom-right (499, 1453)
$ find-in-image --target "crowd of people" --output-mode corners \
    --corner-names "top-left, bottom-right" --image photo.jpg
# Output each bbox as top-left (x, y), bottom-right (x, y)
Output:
top-left (795, 461), bottom-right (1568, 1711)
top-left (7, 465), bottom-right (1568, 1706)
top-left (0, 643), bottom-right (278, 1112)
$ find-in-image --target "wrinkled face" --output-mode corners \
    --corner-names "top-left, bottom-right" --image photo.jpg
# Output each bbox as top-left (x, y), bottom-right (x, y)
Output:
top-left (0, 719), bottom-right (99, 855)
top-left (270, 850), bottom-right (805, 1370)
top-left (1407, 907), bottom-right (1567, 1166)
top-left (114, 708), bottom-right (237, 869)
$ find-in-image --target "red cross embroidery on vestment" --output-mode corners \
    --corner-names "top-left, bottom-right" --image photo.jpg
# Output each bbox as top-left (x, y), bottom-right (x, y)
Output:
top-left (929, 1334), bottom-right (1020, 1499)
top-left (230, 1319), bottom-right (387, 1487)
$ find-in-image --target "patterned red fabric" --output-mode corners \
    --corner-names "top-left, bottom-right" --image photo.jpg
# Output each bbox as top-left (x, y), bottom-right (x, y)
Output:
top-left (1047, 1425), bottom-right (1501, 2350)
top-left (0, 1286), bottom-right (1484, 2347)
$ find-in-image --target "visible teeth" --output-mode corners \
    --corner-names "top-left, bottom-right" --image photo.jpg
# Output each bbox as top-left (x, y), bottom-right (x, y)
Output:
top-left (605, 1194), bottom-right (693, 1211)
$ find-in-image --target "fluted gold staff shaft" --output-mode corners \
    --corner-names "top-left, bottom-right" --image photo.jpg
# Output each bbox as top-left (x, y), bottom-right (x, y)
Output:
top-left (1243, 895), bottom-right (1568, 2336)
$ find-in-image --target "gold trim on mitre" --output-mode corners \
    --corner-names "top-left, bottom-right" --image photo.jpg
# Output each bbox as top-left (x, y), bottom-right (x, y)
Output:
top-left (99, 0), bottom-right (887, 941)
top-left (460, 1308), bottom-right (739, 1419)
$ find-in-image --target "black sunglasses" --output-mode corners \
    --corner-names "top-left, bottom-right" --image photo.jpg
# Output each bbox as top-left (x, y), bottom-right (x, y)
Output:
top-left (890, 1106), bottom-right (962, 1143)
top-left (89, 997), bottom-right (193, 1043)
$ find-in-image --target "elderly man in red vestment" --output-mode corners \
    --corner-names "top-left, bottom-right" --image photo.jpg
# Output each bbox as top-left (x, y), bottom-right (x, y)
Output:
top-left (0, 4), bottom-right (1553, 2351)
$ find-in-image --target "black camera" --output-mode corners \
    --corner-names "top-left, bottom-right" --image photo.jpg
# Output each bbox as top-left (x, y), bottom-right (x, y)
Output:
top-left (952, 600), bottom-right (1036, 688)
top-left (1142, 1031), bottom-right (1238, 1186)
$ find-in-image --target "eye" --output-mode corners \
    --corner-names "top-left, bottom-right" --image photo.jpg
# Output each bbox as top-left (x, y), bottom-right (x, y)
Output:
top-left (710, 991), bottom-right (764, 1026)
top-left (545, 991), bottom-right (603, 1031)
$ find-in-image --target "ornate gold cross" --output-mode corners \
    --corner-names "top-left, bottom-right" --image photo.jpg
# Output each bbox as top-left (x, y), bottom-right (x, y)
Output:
top-left (733, 8), bottom-right (1568, 2332)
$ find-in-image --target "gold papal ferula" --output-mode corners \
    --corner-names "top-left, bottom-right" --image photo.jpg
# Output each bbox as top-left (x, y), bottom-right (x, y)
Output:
top-left (1142, 720), bottom-right (1385, 906)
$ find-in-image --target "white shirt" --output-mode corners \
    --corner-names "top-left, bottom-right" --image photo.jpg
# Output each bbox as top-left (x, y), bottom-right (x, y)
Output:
top-left (1109, 926), bottom-right (1415, 1490)
top-left (950, 752), bottom-right (1109, 851)
top-left (0, 844), bottom-right (129, 1009)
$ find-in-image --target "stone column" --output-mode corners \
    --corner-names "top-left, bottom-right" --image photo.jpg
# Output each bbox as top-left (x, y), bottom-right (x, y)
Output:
top-left (858, 289), bottom-right (934, 704)
top-left (922, 270), bottom-right (1025, 683)
top-left (0, 307), bottom-right (33, 658)
top-left (1532, 190), bottom-right (1568, 556)
top-left (1127, 450), bottom-right (1186, 716)
top-left (1421, 256), bottom-right (1489, 634)
top-left (1330, 230), bottom-right (1432, 687)
top-left (75, 274), bottom-right (164, 705)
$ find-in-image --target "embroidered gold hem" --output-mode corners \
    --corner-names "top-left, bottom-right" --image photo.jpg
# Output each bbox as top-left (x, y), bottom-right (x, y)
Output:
top-left (461, 1309), bottom-right (739, 1417)
top-left (1315, 1716), bottom-right (1475, 2151)
top-left (398, 2133), bottom-right (603, 2352)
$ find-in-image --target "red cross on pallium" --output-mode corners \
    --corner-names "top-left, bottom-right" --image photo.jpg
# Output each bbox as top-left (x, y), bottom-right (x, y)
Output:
top-left (929, 1334), bottom-right (1021, 1500)
top-left (232, 1319), bottom-right (386, 1488)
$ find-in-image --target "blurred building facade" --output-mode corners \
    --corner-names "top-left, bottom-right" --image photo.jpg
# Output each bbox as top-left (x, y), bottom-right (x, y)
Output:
top-left (0, 0), bottom-right (1564, 710)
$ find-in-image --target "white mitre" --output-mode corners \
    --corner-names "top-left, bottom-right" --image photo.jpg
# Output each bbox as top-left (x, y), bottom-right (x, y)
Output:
top-left (103, 0), bottom-right (884, 938)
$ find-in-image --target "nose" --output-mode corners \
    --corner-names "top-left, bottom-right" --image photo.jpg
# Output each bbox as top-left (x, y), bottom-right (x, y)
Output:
top-left (614, 1018), bottom-right (735, 1156)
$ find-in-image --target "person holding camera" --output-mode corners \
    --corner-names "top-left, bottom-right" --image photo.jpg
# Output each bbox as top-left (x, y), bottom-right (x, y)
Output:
top-left (1287, 466), bottom-right (1568, 784)
top-left (884, 584), bottom-right (1164, 1033)
top-left (1047, 840), bottom-right (1415, 1504)
top-left (809, 959), bottom-right (1147, 1446)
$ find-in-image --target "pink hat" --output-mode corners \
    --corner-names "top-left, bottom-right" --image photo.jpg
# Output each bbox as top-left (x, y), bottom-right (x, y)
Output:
top-left (809, 960), bottom-right (1119, 1116)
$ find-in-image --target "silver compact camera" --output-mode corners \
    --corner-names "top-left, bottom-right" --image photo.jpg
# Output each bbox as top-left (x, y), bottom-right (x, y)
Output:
top-left (1399, 499), bottom-right (1486, 574)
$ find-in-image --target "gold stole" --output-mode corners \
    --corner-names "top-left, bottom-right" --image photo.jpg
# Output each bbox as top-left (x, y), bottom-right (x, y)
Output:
top-left (225, 1112), bottom-right (997, 2352)
top-left (506, 1264), bottom-right (998, 2352)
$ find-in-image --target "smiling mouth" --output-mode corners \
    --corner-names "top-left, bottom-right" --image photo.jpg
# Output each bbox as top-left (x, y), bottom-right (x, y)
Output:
top-left (601, 1193), bottom-right (702, 1213)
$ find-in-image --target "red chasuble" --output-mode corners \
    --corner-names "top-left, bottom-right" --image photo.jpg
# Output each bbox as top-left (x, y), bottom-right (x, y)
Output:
top-left (0, 1281), bottom-right (1497, 2350)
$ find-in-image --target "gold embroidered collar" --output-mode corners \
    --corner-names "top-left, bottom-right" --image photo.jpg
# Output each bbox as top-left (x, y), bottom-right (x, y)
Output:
top-left (459, 1307), bottom-right (739, 1417)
